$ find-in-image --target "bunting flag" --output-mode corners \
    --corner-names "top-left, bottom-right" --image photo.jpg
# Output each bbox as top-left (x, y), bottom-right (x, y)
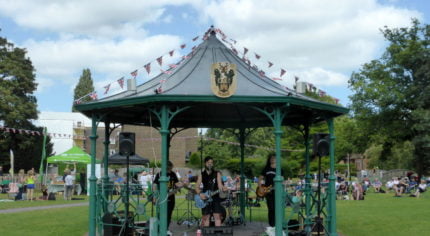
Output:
top-left (104, 84), bottom-right (110, 95)
top-left (144, 63), bottom-right (151, 74)
top-left (255, 53), bottom-right (261, 60)
top-left (334, 98), bottom-right (340, 104)
top-left (156, 56), bottom-right (163, 66)
top-left (192, 36), bottom-right (199, 41)
top-left (231, 47), bottom-right (238, 55)
top-left (268, 61), bottom-right (273, 68)
top-left (117, 77), bottom-right (125, 89)
top-left (168, 64), bottom-right (178, 69)
top-left (89, 92), bottom-right (98, 100)
top-left (180, 44), bottom-right (186, 49)
top-left (169, 50), bottom-right (175, 57)
top-left (131, 70), bottom-right (138, 78)
top-left (182, 55), bottom-right (190, 60)
top-left (272, 77), bottom-right (282, 81)
top-left (259, 71), bottom-right (265, 77)
top-left (295, 76), bottom-right (299, 83)
top-left (243, 47), bottom-right (248, 55)
top-left (280, 69), bottom-right (286, 77)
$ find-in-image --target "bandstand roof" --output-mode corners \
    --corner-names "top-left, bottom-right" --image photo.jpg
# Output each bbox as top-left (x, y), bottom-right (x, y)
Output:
top-left (75, 28), bottom-right (348, 128)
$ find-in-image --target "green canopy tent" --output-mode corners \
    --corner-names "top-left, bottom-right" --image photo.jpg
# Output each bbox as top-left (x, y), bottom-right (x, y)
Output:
top-left (47, 146), bottom-right (96, 164)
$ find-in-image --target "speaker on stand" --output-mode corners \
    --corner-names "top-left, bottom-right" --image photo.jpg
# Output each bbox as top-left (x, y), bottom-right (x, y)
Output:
top-left (312, 133), bottom-right (330, 236)
top-left (119, 132), bottom-right (136, 235)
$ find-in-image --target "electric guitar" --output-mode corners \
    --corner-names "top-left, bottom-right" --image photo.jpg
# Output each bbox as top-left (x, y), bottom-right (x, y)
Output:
top-left (256, 185), bottom-right (272, 198)
top-left (194, 190), bottom-right (222, 208)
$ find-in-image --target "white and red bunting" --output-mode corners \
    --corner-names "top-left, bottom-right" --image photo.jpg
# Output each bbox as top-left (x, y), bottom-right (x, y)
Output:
top-left (104, 84), bottom-right (110, 95)
top-left (117, 77), bottom-right (125, 89)
top-left (169, 50), bottom-right (175, 57)
top-left (144, 63), bottom-right (151, 74)
top-left (169, 64), bottom-right (178, 69)
top-left (131, 70), bottom-right (138, 78)
top-left (90, 92), bottom-right (98, 100)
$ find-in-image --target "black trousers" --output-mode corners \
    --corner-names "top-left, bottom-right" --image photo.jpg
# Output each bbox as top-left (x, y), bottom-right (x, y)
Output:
top-left (167, 197), bottom-right (175, 227)
top-left (265, 192), bottom-right (275, 227)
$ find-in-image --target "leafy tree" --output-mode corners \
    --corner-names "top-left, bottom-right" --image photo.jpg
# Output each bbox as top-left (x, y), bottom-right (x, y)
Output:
top-left (72, 68), bottom-right (94, 111)
top-left (0, 33), bottom-right (53, 171)
top-left (349, 19), bottom-right (430, 176)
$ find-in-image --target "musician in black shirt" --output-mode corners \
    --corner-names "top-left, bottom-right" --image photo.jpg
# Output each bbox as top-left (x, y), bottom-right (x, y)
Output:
top-left (195, 156), bottom-right (227, 226)
top-left (258, 153), bottom-right (284, 227)
top-left (153, 161), bottom-right (183, 230)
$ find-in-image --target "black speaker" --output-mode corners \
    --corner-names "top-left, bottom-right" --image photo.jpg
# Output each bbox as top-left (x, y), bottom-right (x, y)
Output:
top-left (119, 132), bottom-right (135, 156)
top-left (313, 133), bottom-right (330, 157)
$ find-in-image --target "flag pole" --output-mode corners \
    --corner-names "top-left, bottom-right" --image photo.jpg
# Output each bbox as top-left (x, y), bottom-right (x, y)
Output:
top-left (38, 127), bottom-right (47, 184)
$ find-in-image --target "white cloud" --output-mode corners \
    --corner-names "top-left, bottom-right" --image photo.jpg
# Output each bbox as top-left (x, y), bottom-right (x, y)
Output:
top-left (0, 0), bottom-right (199, 38)
top-left (24, 34), bottom-right (183, 93)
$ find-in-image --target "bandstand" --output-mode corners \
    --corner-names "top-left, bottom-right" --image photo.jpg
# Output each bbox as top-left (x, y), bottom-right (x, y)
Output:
top-left (75, 27), bottom-right (348, 236)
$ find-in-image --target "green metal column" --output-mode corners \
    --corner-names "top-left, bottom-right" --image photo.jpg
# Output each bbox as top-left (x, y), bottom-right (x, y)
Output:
top-left (158, 105), bottom-right (169, 235)
top-left (239, 128), bottom-right (246, 222)
top-left (89, 115), bottom-right (99, 236)
top-left (103, 122), bottom-right (110, 207)
top-left (273, 107), bottom-right (285, 236)
top-left (303, 124), bottom-right (312, 233)
top-left (327, 118), bottom-right (337, 236)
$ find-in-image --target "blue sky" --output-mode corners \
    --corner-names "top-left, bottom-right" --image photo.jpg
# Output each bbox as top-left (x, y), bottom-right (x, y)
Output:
top-left (0, 0), bottom-right (428, 113)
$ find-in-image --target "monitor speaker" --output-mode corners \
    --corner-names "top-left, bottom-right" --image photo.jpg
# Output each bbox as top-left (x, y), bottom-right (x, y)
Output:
top-left (119, 132), bottom-right (135, 156)
top-left (313, 133), bottom-right (330, 157)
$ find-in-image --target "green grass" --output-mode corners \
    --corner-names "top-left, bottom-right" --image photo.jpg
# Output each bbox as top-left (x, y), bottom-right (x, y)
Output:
top-left (0, 190), bottom-right (429, 235)
top-left (0, 192), bottom-right (88, 210)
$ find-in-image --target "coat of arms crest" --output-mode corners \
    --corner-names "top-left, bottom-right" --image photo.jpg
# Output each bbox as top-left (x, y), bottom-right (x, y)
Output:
top-left (211, 62), bottom-right (237, 98)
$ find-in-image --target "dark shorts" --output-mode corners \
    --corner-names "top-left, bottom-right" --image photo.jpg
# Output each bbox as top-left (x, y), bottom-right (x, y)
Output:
top-left (202, 195), bottom-right (224, 215)
top-left (419, 188), bottom-right (426, 193)
top-left (27, 184), bottom-right (35, 189)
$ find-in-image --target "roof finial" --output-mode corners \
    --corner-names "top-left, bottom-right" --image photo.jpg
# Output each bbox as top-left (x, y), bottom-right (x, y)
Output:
top-left (210, 25), bottom-right (216, 35)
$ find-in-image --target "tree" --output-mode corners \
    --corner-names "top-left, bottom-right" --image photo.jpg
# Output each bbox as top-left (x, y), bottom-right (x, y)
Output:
top-left (72, 68), bottom-right (94, 112)
top-left (349, 19), bottom-right (430, 176)
top-left (0, 33), bottom-right (53, 171)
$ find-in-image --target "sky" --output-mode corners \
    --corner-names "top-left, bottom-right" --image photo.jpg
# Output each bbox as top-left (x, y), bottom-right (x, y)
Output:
top-left (0, 0), bottom-right (429, 113)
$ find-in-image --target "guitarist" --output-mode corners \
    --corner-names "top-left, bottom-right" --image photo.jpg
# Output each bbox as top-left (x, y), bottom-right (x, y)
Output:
top-left (195, 156), bottom-right (227, 227)
top-left (258, 153), bottom-right (284, 228)
top-left (153, 161), bottom-right (183, 233)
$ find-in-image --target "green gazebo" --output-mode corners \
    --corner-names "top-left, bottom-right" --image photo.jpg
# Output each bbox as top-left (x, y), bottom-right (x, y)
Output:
top-left (75, 27), bottom-right (348, 236)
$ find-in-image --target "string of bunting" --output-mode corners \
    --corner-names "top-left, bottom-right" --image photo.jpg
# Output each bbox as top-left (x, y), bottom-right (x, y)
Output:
top-left (74, 33), bottom-right (204, 104)
top-left (214, 28), bottom-right (339, 103)
top-left (0, 126), bottom-right (85, 139)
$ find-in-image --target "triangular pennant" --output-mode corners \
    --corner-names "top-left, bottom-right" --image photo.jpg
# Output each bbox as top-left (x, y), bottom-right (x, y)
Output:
top-left (169, 50), bottom-right (174, 57)
top-left (144, 63), bottom-right (151, 74)
top-left (180, 44), bottom-right (186, 49)
top-left (295, 76), bottom-right (299, 83)
top-left (243, 47), bottom-right (248, 55)
top-left (104, 84), bottom-right (111, 95)
top-left (192, 36), bottom-right (199, 41)
top-left (280, 69), bottom-right (286, 77)
top-left (156, 56), bottom-right (163, 66)
top-left (90, 92), bottom-right (98, 100)
top-left (131, 70), bottom-right (138, 78)
top-left (268, 61), bottom-right (273, 68)
top-left (117, 77), bottom-right (125, 89)
top-left (255, 53), bottom-right (261, 60)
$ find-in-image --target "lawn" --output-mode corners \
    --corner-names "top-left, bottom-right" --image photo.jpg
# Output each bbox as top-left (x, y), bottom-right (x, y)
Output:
top-left (0, 190), bottom-right (429, 235)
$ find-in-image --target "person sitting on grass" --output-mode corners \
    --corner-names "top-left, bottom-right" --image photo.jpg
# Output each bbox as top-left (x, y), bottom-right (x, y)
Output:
top-left (352, 182), bottom-right (364, 200)
top-left (411, 180), bottom-right (427, 198)
top-left (372, 178), bottom-right (382, 193)
top-left (393, 177), bottom-right (407, 197)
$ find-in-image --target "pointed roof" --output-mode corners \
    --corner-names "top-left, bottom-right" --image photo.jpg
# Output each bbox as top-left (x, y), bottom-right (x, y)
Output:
top-left (100, 29), bottom-right (311, 101)
top-left (76, 27), bottom-right (348, 127)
